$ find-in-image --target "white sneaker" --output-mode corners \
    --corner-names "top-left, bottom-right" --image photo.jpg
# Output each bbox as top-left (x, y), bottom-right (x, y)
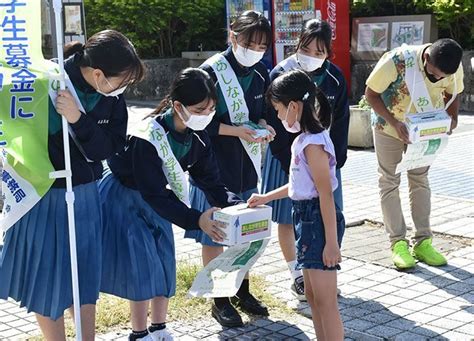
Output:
top-left (149, 328), bottom-right (174, 341)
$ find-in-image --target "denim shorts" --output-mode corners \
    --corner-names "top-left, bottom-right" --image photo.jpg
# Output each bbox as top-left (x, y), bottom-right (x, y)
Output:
top-left (292, 198), bottom-right (345, 271)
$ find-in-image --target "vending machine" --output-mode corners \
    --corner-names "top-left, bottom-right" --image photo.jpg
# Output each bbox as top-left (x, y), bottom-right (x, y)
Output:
top-left (272, 0), bottom-right (350, 86)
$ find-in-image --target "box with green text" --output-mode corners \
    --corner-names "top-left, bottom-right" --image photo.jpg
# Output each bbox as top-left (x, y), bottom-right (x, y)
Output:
top-left (405, 110), bottom-right (451, 143)
top-left (213, 204), bottom-right (272, 246)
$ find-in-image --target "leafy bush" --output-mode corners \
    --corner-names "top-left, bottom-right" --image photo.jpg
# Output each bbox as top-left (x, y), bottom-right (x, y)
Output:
top-left (358, 95), bottom-right (371, 109)
top-left (351, 0), bottom-right (473, 49)
top-left (84, 0), bottom-right (227, 58)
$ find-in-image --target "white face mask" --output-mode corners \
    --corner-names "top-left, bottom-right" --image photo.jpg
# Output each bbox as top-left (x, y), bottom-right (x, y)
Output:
top-left (233, 43), bottom-right (265, 67)
top-left (297, 53), bottom-right (325, 72)
top-left (181, 105), bottom-right (215, 131)
top-left (282, 104), bottom-right (301, 133)
top-left (96, 75), bottom-right (127, 98)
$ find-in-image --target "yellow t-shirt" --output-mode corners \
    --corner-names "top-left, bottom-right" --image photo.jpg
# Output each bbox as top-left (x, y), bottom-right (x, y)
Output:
top-left (366, 44), bottom-right (464, 139)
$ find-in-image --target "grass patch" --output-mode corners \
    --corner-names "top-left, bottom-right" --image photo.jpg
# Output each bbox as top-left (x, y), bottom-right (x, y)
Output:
top-left (51, 262), bottom-right (292, 338)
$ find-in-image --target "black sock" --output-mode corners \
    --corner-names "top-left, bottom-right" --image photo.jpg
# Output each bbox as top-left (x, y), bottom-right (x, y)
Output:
top-left (149, 322), bottom-right (166, 333)
top-left (214, 297), bottom-right (231, 308)
top-left (129, 329), bottom-right (149, 341)
top-left (236, 279), bottom-right (250, 298)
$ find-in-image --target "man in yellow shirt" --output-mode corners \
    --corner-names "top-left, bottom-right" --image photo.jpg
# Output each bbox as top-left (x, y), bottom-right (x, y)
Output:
top-left (365, 38), bottom-right (464, 269)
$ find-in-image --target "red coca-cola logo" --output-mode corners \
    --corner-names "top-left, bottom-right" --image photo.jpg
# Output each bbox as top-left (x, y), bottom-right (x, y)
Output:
top-left (327, 1), bottom-right (337, 40)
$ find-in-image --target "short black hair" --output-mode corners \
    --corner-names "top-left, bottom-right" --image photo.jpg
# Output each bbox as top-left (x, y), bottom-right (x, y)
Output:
top-left (230, 10), bottom-right (272, 49)
top-left (296, 19), bottom-right (333, 57)
top-left (429, 38), bottom-right (463, 74)
top-left (150, 68), bottom-right (217, 117)
top-left (69, 30), bottom-right (145, 87)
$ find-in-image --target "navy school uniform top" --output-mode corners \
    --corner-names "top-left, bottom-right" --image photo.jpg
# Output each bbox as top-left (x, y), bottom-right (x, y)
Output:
top-left (107, 110), bottom-right (241, 231)
top-left (267, 59), bottom-right (350, 174)
top-left (200, 46), bottom-right (270, 194)
top-left (48, 53), bottom-right (128, 187)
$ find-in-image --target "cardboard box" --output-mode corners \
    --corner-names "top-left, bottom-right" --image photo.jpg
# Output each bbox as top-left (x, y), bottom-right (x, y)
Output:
top-left (213, 204), bottom-right (272, 246)
top-left (405, 110), bottom-right (451, 143)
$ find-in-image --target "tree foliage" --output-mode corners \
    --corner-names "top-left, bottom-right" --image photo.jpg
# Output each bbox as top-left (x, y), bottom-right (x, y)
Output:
top-left (351, 0), bottom-right (473, 49)
top-left (84, 0), bottom-right (227, 58)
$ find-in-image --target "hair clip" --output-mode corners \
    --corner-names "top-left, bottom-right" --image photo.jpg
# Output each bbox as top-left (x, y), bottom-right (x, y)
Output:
top-left (302, 92), bottom-right (309, 101)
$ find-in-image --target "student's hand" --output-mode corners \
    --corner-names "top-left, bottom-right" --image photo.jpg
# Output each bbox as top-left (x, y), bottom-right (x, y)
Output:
top-left (448, 117), bottom-right (458, 135)
top-left (247, 193), bottom-right (269, 208)
top-left (264, 124), bottom-right (276, 142)
top-left (392, 120), bottom-right (410, 144)
top-left (199, 207), bottom-right (226, 242)
top-left (56, 90), bottom-right (82, 124)
top-left (323, 242), bottom-right (342, 268)
top-left (235, 125), bottom-right (260, 143)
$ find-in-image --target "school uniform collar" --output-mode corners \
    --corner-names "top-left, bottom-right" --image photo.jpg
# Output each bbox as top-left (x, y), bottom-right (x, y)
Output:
top-left (308, 59), bottom-right (329, 77)
top-left (65, 53), bottom-right (97, 94)
top-left (223, 46), bottom-right (254, 77)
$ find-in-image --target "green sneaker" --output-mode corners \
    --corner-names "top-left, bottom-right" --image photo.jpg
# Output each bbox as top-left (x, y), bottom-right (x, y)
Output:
top-left (412, 238), bottom-right (447, 266)
top-left (392, 240), bottom-right (416, 269)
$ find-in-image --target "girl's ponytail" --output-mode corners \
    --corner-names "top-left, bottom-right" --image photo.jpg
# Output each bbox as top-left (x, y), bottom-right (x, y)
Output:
top-left (63, 41), bottom-right (84, 59)
top-left (314, 86), bottom-right (332, 129)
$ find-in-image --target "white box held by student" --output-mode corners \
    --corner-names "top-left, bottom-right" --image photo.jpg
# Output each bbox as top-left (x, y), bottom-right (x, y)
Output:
top-left (405, 110), bottom-right (451, 144)
top-left (213, 204), bottom-right (272, 246)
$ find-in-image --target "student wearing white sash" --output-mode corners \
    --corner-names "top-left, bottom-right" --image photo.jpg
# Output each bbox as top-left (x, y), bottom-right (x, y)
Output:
top-left (0, 31), bottom-right (144, 340)
top-left (365, 38), bottom-right (464, 270)
top-left (99, 68), bottom-right (240, 341)
top-left (184, 10), bottom-right (274, 327)
top-left (262, 19), bottom-right (349, 300)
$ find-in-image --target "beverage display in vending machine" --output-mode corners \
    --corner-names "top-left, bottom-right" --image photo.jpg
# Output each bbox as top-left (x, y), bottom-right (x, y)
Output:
top-left (273, 0), bottom-right (321, 63)
top-left (272, 0), bottom-right (350, 88)
top-left (227, 0), bottom-right (265, 25)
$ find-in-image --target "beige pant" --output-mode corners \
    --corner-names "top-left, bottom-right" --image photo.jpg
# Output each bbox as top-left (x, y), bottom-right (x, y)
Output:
top-left (373, 129), bottom-right (432, 246)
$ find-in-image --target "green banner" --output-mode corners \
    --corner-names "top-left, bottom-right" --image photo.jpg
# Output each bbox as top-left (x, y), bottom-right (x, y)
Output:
top-left (0, 0), bottom-right (55, 231)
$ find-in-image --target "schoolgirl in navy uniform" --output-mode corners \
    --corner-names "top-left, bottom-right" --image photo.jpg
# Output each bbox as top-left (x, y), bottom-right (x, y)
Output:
top-left (99, 68), bottom-right (240, 341)
top-left (184, 10), bottom-right (274, 327)
top-left (261, 19), bottom-right (349, 299)
top-left (0, 30), bottom-right (144, 340)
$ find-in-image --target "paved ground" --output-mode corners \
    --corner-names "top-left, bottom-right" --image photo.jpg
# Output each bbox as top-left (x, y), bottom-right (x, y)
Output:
top-left (0, 108), bottom-right (472, 340)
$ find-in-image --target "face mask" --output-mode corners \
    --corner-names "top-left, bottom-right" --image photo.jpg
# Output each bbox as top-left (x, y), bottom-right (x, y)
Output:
top-left (297, 53), bottom-right (324, 72)
top-left (233, 43), bottom-right (265, 67)
top-left (181, 105), bottom-right (215, 131)
top-left (95, 75), bottom-right (127, 97)
top-left (282, 104), bottom-right (301, 133)
top-left (424, 60), bottom-right (443, 83)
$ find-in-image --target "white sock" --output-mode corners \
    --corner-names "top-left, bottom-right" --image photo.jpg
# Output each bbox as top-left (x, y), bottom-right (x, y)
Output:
top-left (287, 260), bottom-right (303, 281)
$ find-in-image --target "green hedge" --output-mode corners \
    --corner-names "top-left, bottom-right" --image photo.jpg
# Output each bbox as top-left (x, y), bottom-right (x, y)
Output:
top-left (351, 0), bottom-right (474, 49)
top-left (84, 0), bottom-right (227, 58)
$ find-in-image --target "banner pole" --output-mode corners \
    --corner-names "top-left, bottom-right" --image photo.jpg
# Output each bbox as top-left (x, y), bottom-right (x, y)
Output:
top-left (52, 0), bottom-right (82, 339)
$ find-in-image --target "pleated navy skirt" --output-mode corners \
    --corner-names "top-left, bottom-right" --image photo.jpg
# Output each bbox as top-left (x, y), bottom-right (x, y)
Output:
top-left (0, 182), bottom-right (102, 321)
top-left (184, 185), bottom-right (257, 246)
top-left (261, 148), bottom-right (293, 225)
top-left (98, 172), bottom-right (176, 301)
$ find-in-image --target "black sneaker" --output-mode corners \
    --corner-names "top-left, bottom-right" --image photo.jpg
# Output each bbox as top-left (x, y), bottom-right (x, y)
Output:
top-left (211, 301), bottom-right (244, 328)
top-left (291, 276), bottom-right (306, 301)
top-left (231, 293), bottom-right (269, 316)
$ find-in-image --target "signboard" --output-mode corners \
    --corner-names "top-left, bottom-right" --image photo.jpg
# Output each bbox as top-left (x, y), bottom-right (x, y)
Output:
top-left (351, 14), bottom-right (437, 61)
top-left (357, 23), bottom-right (388, 52)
